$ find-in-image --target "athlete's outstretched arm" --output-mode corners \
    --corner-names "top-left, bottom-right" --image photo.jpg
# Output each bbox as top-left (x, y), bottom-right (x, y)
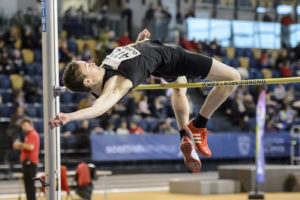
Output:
top-left (49, 75), bottom-right (133, 129)
top-left (136, 29), bottom-right (150, 43)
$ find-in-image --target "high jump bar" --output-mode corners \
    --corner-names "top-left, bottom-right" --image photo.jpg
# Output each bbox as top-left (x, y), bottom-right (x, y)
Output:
top-left (135, 77), bottom-right (300, 90)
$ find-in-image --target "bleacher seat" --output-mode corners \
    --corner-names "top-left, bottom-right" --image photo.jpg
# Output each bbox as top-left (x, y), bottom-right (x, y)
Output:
top-left (226, 47), bottom-right (235, 58)
top-left (24, 63), bottom-right (35, 75)
top-left (32, 76), bottom-right (43, 89)
top-left (37, 106), bottom-right (44, 118)
top-left (272, 69), bottom-right (281, 78)
top-left (235, 48), bottom-right (244, 58)
top-left (60, 92), bottom-right (73, 103)
top-left (0, 106), bottom-right (14, 118)
top-left (10, 74), bottom-right (24, 90)
top-left (239, 57), bottom-right (249, 68)
top-left (2, 91), bottom-right (13, 103)
top-left (14, 39), bottom-right (22, 49)
top-left (230, 58), bottom-right (240, 68)
top-left (34, 121), bottom-right (44, 133)
top-left (64, 122), bottom-right (77, 132)
top-left (252, 48), bottom-right (261, 59)
top-left (67, 40), bottom-right (77, 54)
top-left (0, 75), bottom-right (11, 88)
top-left (34, 50), bottom-right (42, 62)
top-left (262, 68), bottom-right (273, 78)
top-left (22, 49), bottom-right (35, 63)
top-left (76, 39), bottom-right (85, 53)
top-left (26, 107), bottom-right (38, 118)
top-left (60, 105), bottom-right (74, 113)
top-left (244, 48), bottom-right (253, 58)
top-left (73, 93), bottom-right (87, 102)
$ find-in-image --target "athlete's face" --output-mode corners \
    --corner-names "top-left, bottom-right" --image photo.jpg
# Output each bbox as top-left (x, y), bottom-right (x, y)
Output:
top-left (78, 61), bottom-right (98, 76)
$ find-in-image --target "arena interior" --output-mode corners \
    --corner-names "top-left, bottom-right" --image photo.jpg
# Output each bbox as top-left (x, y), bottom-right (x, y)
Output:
top-left (0, 0), bottom-right (300, 199)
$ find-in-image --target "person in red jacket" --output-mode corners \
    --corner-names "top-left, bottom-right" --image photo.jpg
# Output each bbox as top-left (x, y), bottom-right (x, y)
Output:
top-left (13, 118), bottom-right (40, 200)
top-left (281, 13), bottom-right (294, 48)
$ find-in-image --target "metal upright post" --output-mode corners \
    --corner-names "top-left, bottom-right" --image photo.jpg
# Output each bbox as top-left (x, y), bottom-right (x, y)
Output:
top-left (41, 0), bottom-right (61, 199)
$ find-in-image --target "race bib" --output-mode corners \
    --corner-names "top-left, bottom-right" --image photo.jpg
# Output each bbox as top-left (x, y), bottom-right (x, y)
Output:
top-left (102, 46), bottom-right (141, 70)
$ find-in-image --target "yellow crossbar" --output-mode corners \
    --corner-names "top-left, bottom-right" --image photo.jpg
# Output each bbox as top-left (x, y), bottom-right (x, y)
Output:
top-left (135, 77), bottom-right (300, 90)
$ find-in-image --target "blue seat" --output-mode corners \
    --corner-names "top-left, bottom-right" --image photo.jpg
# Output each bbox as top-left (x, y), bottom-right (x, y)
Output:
top-left (272, 69), bottom-right (280, 78)
top-left (60, 92), bottom-right (73, 103)
top-left (34, 121), bottom-right (44, 133)
top-left (26, 107), bottom-right (38, 117)
top-left (32, 62), bottom-right (43, 75)
top-left (34, 50), bottom-right (42, 62)
top-left (2, 92), bottom-right (13, 103)
top-left (64, 122), bottom-right (77, 132)
top-left (235, 48), bottom-right (244, 57)
top-left (244, 48), bottom-right (253, 58)
top-left (73, 93), bottom-right (86, 102)
top-left (0, 75), bottom-right (11, 89)
top-left (230, 58), bottom-right (240, 68)
top-left (24, 63), bottom-right (35, 75)
top-left (38, 106), bottom-right (44, 118)
top-left (67, 40), bottom-right (77, 54)
top-left (0, 106), bottom-right (14, 117)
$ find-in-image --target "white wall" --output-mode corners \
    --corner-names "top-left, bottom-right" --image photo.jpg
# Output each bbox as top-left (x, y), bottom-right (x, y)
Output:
top-left (0, 0), bottom-right (18, 18)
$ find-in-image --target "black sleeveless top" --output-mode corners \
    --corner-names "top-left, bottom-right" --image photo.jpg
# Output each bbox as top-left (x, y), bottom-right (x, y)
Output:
top-left (100, 40), bottom-right (186, 89)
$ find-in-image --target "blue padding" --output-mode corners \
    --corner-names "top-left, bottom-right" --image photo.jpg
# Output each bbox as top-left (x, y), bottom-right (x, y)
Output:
top-left (91, 132), bottom-right (290, 161)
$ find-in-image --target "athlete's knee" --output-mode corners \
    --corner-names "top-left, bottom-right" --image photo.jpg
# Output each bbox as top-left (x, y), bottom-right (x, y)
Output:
top-left (173, 87), bottom-right (186, 95)
top-left (230, 68), bottom-right (241, 81)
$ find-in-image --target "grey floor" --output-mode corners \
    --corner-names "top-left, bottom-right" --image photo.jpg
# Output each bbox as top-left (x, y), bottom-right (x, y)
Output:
top-left (0, 172), bottom-right (218, 196)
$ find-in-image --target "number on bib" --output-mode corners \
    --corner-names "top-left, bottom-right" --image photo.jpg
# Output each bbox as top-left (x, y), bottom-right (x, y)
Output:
top-left (102, 46), bottom-right (141, 70)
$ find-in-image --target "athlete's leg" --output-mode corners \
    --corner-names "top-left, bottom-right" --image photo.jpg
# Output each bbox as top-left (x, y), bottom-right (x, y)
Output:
top-left (171, 76), bottom-right (189, 130)
top-left (185, 58), bottom-right (240, 157)
top-left (171, 76), bottom-right (201, 172)
top-left (200, 58), bottom-right (241, 118)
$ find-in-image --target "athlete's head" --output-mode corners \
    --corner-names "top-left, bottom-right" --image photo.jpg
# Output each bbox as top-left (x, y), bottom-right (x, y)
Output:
top-left (63, 61), bottom-right (101, 93)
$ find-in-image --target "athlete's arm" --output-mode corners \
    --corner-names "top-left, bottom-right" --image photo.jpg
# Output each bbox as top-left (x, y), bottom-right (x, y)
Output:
top-left (49, 75), bottom-right (133, 129)
top-left (136, 29), bottom-right (150, 43)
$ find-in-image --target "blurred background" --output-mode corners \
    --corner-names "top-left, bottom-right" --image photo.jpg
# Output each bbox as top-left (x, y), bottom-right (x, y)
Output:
top-left (0, 0), bottom-right (300, 192)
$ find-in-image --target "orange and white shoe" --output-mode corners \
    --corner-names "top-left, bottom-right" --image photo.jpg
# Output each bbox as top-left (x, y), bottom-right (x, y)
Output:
top-left (180, 136), bottom-right (201, 172)
top-left (185, 120), bottom-right (212, 157)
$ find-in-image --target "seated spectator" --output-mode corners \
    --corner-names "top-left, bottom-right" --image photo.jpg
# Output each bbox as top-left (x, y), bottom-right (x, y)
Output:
top-left (22, 77), bottom-right (41, 103)
top-left (280, 60), bottom-right (292, 77)
top-left (103, 122), bottom-right (115, 135)
top-left (119, 31), bottom-right (131, 46)
top-left (150, 96), bottom-right (166, 119)
top-left (0, 48), bottom-right (13, 74)
top-left (12, 49), bottom-right (24, 74)
top-left (259, 50), bottom-right (273, 68)
top-left (129, 121), bottom-right (144, 134)
top-left (275, 104), bottom-right (296, 131)
top-left (91, 126), bottom-right (103, 135)
top-left (21, 26), bottom-right (35, 49)
top-left (81, 43), bottom-right (93, 61)
top-left (137, 95), bottom-right (151, 118)
top-left (272, 84), bottom-right (286, 103)
top-left (275, 49), bottom-right (287, 69)
top-left (2, 26), bottom-right (19, 49)
top-left (230, 92), bottom-right (249, 130)
top-left (116, 120), bottom-right (129, 135)
top-left (124, 91), bottom-right (136, 123)
top-left (59, 40), bottom-right (73, 63)
top-left (153, 118), bottom-right (177, 134)
top-left (13, 90), bottom-right (25, 107)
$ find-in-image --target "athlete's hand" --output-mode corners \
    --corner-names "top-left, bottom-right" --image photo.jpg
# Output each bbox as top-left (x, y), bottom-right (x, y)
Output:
top-left (48, 113), bottom-right (71, 129)
top-left (136, 29), bottom-right (151, 42)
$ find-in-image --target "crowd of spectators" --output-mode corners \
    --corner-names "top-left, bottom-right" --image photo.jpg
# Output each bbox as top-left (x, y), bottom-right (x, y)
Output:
top-left (1, 4), bottom-right (300, 153)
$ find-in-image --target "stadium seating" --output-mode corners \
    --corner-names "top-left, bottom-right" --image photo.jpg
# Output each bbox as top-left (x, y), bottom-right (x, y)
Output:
top-left (22, 49), bottom-right (35, 63)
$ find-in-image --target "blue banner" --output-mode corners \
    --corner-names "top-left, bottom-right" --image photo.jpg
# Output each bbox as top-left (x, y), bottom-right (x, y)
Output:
top-left (91, 132), bottom-right (290, 161)
top-left (256, 90), bottom-right (266, 183)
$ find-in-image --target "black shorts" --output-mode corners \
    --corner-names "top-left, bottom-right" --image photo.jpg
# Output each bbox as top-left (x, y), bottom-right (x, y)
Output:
top-left (151, 43), bottom-right (213, 82)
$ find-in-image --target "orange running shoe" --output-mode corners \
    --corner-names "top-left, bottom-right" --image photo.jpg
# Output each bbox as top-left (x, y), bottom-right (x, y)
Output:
top-left (185, 120), bottom-right (212, 157)
top-left (180, 136), bottom-right (201, 172)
